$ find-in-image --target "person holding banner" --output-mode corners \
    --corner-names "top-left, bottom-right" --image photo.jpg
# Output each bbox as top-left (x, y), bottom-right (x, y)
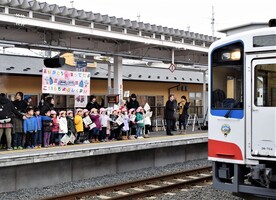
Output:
top-left (99, 108), bottom-right (112, 142)
top-left (58, 111), bottom-right (68, 146)
top-left (109, 110), bottom-right (119, 141)
top-left (82, 109), bottom-right (91, 144)
top-left (89, 108), bottom-right (101, 143)
top-left (66, 110), bottom-right (76, 144)
top-left (121, 108), bottom-right (129, 140)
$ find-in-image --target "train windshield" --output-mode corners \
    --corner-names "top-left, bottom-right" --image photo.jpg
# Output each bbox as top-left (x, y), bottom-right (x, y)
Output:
top-left (211, 42), bottom-right (244, 110)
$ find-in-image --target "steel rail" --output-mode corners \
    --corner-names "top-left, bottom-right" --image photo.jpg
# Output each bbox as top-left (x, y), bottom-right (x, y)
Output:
top-left (41, 166), bottom-right (212, 200)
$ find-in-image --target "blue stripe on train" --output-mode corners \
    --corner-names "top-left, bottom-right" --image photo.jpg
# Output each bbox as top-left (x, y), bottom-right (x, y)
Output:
top-left (211, 109), bottom-right (244, 119)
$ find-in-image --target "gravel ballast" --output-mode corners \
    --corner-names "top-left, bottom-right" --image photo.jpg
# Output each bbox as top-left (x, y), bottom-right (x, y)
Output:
top-left (0, 159), bottom-right (244, 200)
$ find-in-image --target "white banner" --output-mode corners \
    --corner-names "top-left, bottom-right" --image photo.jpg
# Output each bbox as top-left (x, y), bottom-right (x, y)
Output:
top-left (42, 68), bottom-right (90, 95)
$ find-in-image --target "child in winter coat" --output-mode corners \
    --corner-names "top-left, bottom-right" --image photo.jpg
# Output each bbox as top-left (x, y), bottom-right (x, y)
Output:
top-left (58, 111), bottom-right (68, 146)
top-left (41, 110), bottom-right (53, 148)
top-left (143, 108), bottom-right (152, 138)
top-left (109, 110), bottom-right (119, 140)
top-left (89, 108), bottom-right (101, 143)
top-left (34, 107), bottom-right (42, 148)
top-left (74, 109), bottom-right (83, 144)
top-left (82, 109), bottom-right (90, 144)
top-left (99, 108), bottom-right (112, 142)
top-left (23, 107), bottom-right (38, 148)
top-left (50, 110), bottom-right (59, 146)
top-left (135, 106), bottom-right (144, 139)
top-left (66, 110), bottom-right (76, 144)
top-left (121, 108), bottom-right (129, 140)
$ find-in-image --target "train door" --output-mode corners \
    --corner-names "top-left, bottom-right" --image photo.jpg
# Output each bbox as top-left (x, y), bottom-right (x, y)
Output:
top-left (252, 58), bottom-right (276, 157)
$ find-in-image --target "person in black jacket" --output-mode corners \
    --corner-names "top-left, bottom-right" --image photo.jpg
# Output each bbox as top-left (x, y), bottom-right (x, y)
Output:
top-left (86, 95), bottom-right (100, 112)
top-left (0, 93), bottom-right (25, 150)
top-left (12, 91), bottom-right (28, 149)
top-left (126, 93), bottom-right (140, 110)
top-left (40, 96), bottom-right (55, 116)
top-left (165, 94), bottom-right (175, 136)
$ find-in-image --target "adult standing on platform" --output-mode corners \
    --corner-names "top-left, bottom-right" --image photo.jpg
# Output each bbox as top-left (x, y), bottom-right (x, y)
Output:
top-left (178, 96), bottom-right (190, 133)
top-left (126, 93), bottom-right (140, 110)
top-left (86, 95), bottom-right (100, 112)
top-left (0, 93), bottom-right (25, 150)
top-left (12, 92), bottom-right (28, 149)
top-left (165, 94), bottom-right (175, 136)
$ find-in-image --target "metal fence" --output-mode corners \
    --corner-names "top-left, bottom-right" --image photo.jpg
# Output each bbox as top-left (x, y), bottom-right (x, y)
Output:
top-left (150, 106), bottom-right (204, 120)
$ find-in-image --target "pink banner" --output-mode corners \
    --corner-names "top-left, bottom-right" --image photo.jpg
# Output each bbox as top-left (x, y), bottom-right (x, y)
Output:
top-left (42, 68), bottom-right (90, 95)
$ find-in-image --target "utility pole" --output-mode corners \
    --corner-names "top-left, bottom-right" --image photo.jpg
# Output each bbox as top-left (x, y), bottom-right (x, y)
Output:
top-left (211, 5), bottom-right (215, 37)
top-left (137, 13), bottom-right (141, 22)
top-left (70, 0), bottom-right (74, 8)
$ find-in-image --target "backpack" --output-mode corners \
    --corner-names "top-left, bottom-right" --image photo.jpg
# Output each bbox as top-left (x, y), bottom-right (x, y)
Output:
top-left (0, 103), bottom-right (11, 123)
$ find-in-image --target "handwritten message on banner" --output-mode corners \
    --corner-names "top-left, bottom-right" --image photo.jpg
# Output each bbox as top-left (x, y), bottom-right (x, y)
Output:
top-left (42, 68), bottom-right (90, 95)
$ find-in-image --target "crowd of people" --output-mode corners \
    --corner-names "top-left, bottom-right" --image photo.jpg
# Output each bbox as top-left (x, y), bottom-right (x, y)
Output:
top-left (0, 92), bottom-right (153, 151)
top-left (0, 91), bottom-right (190, 151)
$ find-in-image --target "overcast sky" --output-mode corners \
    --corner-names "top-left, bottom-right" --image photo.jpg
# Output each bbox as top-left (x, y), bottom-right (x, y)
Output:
top-left (42, 0), bottom-right (276, 37)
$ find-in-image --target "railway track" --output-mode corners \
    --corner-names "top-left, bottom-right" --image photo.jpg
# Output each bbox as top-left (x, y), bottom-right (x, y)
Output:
top-left (41, 166), bottom-right (212, 200)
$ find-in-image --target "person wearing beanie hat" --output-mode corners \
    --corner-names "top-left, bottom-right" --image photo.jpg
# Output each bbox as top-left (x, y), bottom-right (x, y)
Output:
top-left (82, 108), bottom-right (91, 144)
top-left (50, 110), bottom-right (58, 147)
top-left (121, 108), bottom-right (129, 140)
top-left (57, 110), bottom-right (68, 146)
top-left (66, 110), bottom-right (76, 144)
top-left (126, 93), bottom-right (140, 110)
top-left (89, 107), bottom-right (101, 143)
top-left (74, 109), bottom-right (84, 144)
top-left (99, 107), bottom-right (111, 142)
top-left (136, 106), bottom-right (143, 113)
top-left (108, 109), bottom-right (119, 141)
top-left (50, 110), bottom-right (57, 115)
top-left (100, 107), bottom-right (107, 114)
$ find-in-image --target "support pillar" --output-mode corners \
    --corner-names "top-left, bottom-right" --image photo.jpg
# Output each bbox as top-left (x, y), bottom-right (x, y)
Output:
top-left (202, 70), bottom-right (208, 124)
top-left (107, 63), bottom-right (112, 95)
top-left (113, 56), bottom-right (123, 102)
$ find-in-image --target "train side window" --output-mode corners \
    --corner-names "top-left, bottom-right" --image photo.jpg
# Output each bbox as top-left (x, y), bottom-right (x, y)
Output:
top-left (255, 64), bottom-right (276, 107)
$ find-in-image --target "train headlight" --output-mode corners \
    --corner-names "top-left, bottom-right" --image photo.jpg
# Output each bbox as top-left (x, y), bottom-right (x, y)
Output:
top-left (221, 124), bottom-right (231, 136)
top-left (221, 50), bottom-right (241, 61)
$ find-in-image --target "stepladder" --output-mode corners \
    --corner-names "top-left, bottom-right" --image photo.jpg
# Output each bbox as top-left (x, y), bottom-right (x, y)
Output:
top-left (186, 114), bottom-right (201, 132)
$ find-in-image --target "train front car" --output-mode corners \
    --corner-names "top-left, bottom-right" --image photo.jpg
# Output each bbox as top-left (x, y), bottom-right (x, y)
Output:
top-left (208, 20), bottom-right (276, 199)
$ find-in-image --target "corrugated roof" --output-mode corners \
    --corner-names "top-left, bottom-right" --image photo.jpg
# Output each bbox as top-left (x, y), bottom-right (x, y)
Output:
top-left (0, 0), bottom-right (217, 42)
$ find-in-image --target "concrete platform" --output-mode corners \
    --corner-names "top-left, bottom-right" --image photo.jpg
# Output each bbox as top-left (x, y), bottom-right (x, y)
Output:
top-left (0, 131), bottom-right (207, 193)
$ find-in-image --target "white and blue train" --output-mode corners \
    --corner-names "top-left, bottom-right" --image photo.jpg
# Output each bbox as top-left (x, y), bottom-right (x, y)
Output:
top-left (208, 19), bottom-right (276, 199)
